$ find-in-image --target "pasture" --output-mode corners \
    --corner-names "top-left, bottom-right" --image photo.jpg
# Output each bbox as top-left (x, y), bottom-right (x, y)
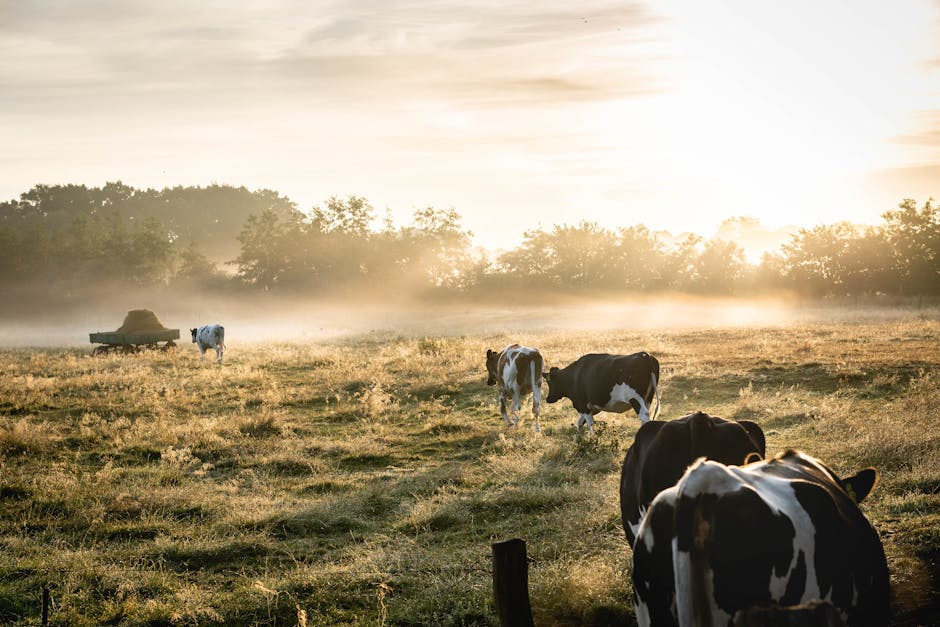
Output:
top-left (1, 312), bottom-right (938, 625)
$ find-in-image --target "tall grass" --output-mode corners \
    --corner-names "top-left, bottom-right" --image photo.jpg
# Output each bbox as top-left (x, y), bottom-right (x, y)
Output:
top-left (0, 318), bottom-right (938, 625)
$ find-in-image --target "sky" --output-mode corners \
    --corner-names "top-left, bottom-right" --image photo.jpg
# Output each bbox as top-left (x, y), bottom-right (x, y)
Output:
top-left (2, 0), bottom-right (939, 251)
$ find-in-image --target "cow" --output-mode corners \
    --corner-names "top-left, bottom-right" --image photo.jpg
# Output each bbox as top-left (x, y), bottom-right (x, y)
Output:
top-left (542, 352), bottom-right (660, 437)
top-left (485, 344), bottom-right (544, 432)
top-left (631, 449), bottom-right (889, 627)
top-left (191, 324), bottom-right (225, 363)
top-left (620, 411), bottom-right (766, 546)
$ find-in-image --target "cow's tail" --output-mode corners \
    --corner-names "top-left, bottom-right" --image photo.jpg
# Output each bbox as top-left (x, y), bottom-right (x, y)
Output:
top-left (689, 496), bottom-right (713, 627)
top-left (674, 464), bottom-right (715, 627)
top-left (647, 371), bottom-right (660, 420)
top-left (530, 356), bottom-right (542, 416)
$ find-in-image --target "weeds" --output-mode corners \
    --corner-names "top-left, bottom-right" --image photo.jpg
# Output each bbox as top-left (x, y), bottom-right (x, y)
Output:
top-left (0, 318), bottom-right (937, 624)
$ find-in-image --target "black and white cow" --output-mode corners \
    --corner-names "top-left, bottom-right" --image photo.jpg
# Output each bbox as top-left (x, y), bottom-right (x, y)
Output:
top-left (485, 344), bottom-right (544, 432)
top-left (191, 324), bottom-right (225, 363)
top-left (632, 449), bottom-right (889, 627)
top-left (542, 352), bottom-right (660, 437)
top-left (620, 411), bottom-right (766, 546)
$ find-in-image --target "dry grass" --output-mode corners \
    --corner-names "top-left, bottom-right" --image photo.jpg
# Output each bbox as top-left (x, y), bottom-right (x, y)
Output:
top-left (0, 315), bottom-right (938, 625)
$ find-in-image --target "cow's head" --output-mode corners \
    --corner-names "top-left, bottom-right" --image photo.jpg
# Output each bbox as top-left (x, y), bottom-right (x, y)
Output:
top-left (485, 349), bottom-right (499, 385)
top-left (542, 367), bottom-right (565, 403)
top-left (190, 328), bottom-right (198, 343)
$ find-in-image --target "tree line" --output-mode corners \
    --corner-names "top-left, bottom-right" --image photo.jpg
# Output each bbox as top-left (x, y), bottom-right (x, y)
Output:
top-left (0, 182), bottom-right (936, 299)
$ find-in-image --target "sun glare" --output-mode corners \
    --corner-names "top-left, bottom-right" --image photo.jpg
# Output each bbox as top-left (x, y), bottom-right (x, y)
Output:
top-left (538, 0), bottom-right (938, 237)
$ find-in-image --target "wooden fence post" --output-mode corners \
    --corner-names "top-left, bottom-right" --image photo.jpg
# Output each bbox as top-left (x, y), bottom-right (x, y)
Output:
top-left (491, 538), bottom-right (534, 627)
top-left (42, 585), bottom-right (49, 626)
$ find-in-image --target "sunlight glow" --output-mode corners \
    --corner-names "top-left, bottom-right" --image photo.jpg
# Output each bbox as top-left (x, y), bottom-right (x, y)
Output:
top-left (580, 0), bottom-right (940, 232)
top-left (1, 0), bottom-right (938, 250)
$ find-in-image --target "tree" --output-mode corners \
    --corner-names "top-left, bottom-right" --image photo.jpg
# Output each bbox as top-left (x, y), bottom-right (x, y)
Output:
top-left (779, 223), bottom-right (858, 296)
top-left (752, 250), bottom-right (789, 293)
top-left (126, 216), bottom-right (175, 285)
top-left (881, 198), bottom-right (939, 296)
top-left (841, 227), bottom-right (895, 296)
top-left (234, 210), bottom-right (296, 290)
top-left (404, 206), bottom-right (473, 288)
top-left (501, 222), bottom-right (619, 288)
top-left (312, 195), bottom-right (374, 237)
top-left (692, 239), bottom-right (747, 294)
top-left (497, 228), bottom-right (554, 285)
top-left (615, 225), bottom-right (669, 290)
top-left (660, 234), bottom-right (702, 292)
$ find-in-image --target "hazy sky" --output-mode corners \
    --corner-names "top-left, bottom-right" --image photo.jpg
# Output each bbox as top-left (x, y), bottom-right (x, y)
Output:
top-left (2, 0), bottom-right (939, 250)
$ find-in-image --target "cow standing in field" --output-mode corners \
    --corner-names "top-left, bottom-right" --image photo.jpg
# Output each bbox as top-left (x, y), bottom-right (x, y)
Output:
top-left (632, 449), bottom-right (889, 627)
top-left (620, 411), bottom-right (766, 546)
top-left (542, 352), bottom-right (660, 437)
top-left (191, 324), bottom-right (225, 363)
top-left (485, 344), bottom-right (544, 432)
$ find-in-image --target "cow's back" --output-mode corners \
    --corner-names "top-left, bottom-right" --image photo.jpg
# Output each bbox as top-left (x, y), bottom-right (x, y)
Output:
top-left (655, 453), bottom-right (890, 627)
top-left (498, 345), bottom-right (542, 394)
top-left (569, 352), bottom-right (656, 394)
top-left (621, 412), bottom-right (766, 546)
top-left (197, 324), bottom-right (224, 348)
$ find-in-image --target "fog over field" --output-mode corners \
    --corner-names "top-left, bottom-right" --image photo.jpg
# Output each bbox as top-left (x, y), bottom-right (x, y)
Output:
top-left (2, 292), bottom-right (936, 348)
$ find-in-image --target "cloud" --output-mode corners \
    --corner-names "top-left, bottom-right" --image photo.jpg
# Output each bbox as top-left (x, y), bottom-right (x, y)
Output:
top-left (861, 163), bottom-right (940, 216)
top-left (868, 163), bottom-right (940, 187)
top-left (893, 111), bottom-right (940, 150)
top-left (0, 0), bottom-right (663, 118)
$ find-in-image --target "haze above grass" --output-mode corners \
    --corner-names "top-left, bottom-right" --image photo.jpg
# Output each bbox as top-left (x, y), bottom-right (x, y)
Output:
top-left (1, 291), bottom-right (935, 348)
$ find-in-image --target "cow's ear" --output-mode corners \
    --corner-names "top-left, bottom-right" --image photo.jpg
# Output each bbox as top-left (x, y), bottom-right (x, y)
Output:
top-left (841, 467), bottom-right (878, 504)
top-left (486, 349), bottom-right (494, 358)
top-left (542, 371), bottom-right (551, 382)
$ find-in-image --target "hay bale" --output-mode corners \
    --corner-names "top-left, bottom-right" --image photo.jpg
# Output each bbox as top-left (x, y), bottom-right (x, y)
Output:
top-left (116, 309), bottom-right (169, 333)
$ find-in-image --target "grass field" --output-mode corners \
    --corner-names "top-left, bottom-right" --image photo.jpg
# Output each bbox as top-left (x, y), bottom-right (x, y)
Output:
top-left (1, 311), bottom-right (939, 625)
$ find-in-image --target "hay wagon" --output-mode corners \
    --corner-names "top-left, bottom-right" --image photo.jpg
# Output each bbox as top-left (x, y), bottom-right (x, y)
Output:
top-left (89, 329), bottom-right (180, 355)
top-left (89, 309), bottom-right (180, 355)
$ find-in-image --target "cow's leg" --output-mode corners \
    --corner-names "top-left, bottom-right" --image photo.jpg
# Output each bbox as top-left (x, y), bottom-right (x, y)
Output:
top-left (576, 413), bottom-right (593, 438)
top-left (585, 413), bottom-right (596, 438)
top-left (511, 387), bottom-right (522, 428)
top-left (199, 346), bottom-right (207, 361)
top-left (531, 388), bottom-right (542, 434)
top-left (648, 372), bottom-right (660, 420)
top-left (498, 389), bottom-right (510, 426)
top-left (215, 345), bottom-right (223, 363)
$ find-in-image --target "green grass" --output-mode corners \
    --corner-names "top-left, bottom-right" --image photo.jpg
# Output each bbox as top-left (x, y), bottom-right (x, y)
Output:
top-left (0, 317), bottom-right (938, 625)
